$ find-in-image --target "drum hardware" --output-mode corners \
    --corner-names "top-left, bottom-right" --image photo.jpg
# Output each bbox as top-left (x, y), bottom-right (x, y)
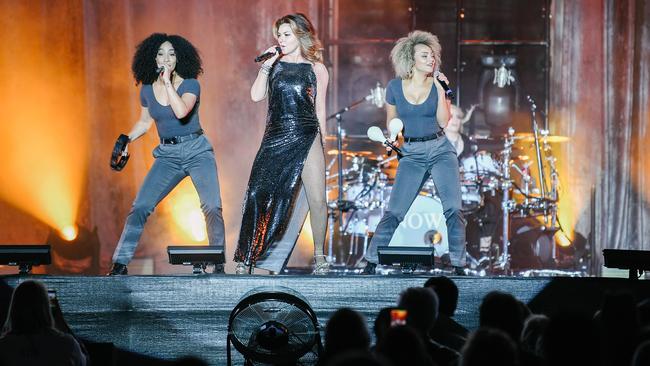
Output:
top-left (325, 83), bottom-right (386, 262)
top-left (326, 149), bottom-right (374, 156)
top-left (512, 132), bottom-right (571, 143)
top-left (321, 95), bottom-right (568, 273)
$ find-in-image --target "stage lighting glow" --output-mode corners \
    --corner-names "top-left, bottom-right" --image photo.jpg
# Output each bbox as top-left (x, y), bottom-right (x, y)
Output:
top-left (188, 209), bottom-right (207, 242)
top-left (294, 213), bottom-right (314, 260)
top-left (60, 225), bottom-right (78, 241)
top-left (555, 232), bottom-right (572, 248)
top-left (1, 12), bottom-right (88, 236)
top-left (168, 180), bottom-right (208, 244)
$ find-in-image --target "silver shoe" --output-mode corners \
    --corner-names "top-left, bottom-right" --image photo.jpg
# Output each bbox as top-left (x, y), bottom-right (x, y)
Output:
top-left (312, 255), bottom-right (330, 275)
top-left (235, 262), bottom-right (247, 275)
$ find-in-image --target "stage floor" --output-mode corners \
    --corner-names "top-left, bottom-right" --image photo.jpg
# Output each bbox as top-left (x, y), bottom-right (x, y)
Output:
top-left (3, 274), bottom-right (648, 365)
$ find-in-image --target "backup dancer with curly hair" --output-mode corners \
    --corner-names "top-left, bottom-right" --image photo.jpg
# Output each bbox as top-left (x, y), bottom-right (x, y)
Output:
top-left (108, 33), bottom-right (226, 275)
top-left (362, 31), bottom-right (466, 275)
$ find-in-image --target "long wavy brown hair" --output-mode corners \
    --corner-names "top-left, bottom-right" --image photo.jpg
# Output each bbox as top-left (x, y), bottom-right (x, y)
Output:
top-left (273, 13), bottom-right (323, 64)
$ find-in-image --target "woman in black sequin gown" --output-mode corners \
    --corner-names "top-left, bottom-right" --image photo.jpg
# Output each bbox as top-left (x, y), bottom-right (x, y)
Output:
top-left (234, 13), bottom-right (329, 274)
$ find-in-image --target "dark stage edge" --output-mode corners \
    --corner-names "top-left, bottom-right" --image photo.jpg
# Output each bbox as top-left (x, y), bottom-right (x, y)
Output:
top-left (2, 275), bottom-right (648, 365)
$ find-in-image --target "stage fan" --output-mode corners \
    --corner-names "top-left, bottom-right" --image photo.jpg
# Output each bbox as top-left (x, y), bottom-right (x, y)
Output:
top-left (227, 286), bottom-right (322, 366)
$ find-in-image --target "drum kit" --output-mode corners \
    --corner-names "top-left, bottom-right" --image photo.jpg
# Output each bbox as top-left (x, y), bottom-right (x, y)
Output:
top-left (325, 95), bottom-right (567, 275)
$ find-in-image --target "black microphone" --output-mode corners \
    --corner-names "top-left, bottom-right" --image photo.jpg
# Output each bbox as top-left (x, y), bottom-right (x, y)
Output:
top-left (435, 71), bottom-right (455, 100)
top-left (156, 66), bottom-right (164, 74)
top-left (254, 46), bottom-right (282, 63)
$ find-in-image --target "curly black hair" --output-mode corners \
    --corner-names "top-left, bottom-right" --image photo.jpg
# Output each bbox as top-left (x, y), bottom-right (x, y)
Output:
top-left (131, 33), bottom-right (203, 85)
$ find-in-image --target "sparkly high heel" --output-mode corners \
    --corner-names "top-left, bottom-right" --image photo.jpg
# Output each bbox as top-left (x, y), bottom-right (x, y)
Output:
top-left (235, 262), bottom-right (248, 275)
top-left (312, 255), bottom-right (330, 275)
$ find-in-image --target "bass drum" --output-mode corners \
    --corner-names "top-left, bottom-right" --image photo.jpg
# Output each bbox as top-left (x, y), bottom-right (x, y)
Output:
top-left (422, 177), bottom-right (483, 213)
top-left (461, 152), bottom-right (500, 193)
top-left (388, 194), bottom-right (449, 258)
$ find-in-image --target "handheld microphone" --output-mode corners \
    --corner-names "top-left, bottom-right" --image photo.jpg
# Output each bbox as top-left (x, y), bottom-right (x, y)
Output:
top-left (388, 118), bottom-right (403, 140)
top-left (156, 66), bottom-right (164, 74)
top-left (255, 46), bottom-right (282, 63)
top-left (387, 118), bottom-right (403, 156)
top-left (367, 126), bottom-right (403, 157)
top-left (434, 71), bottom-right (454, 100)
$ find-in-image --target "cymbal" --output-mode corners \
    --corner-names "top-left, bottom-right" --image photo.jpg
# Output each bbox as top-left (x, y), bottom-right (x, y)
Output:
top-left (326, 149), bottom-right (373, 157)
top-left (324, 134), bottom-right (369, 141)
top-left (513, 133), bottom-right (570, 143)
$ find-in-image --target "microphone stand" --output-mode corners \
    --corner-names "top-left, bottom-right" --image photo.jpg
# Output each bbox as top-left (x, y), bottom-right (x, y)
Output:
top-left (326, 97), bottom-right (369, 264)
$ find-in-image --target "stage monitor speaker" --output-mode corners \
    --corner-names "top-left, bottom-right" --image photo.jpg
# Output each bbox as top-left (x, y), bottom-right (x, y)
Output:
top-left (0, 244), bottom-right (51, 274)
top-left (167, 246), bottom-right (225, 274)
top-left (377, 246), bottom-right (435, 266)
top-left (603, 249), bottom-right (650, 280)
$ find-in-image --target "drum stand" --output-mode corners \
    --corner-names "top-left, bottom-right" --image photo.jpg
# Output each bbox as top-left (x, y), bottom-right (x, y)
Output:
top-left (326, 97), bottom-right (372, 264)
top-left (527, 96), bottom-right (560, 264)
top-left (493, 97), bottom-right (562, 273)
top-left (495, 128), bottom-right (517, 273)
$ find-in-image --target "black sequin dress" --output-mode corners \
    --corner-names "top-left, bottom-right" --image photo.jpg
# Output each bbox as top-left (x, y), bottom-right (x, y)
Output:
top-left (235, 61), bottom-right (320, 265)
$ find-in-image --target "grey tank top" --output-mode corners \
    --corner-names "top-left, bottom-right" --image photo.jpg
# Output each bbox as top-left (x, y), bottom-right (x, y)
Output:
top-left (385, 78), bottom-right (441, 137)
top-left (139, 78), bottom-right (202, 139)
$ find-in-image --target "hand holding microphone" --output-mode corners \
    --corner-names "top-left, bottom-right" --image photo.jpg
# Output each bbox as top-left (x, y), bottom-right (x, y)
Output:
top-left (156, 65), bottom-right (172, 83)
top-left (255, 46), bottom-right (282, 63)
top-left (367, 118), bottom-right (404, 157)
top-left (434, 71), bottom-right (454, 100)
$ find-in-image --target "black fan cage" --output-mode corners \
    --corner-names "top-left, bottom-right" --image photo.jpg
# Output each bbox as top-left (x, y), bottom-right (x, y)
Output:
top-left (227, 286), bottom-right (323, 365)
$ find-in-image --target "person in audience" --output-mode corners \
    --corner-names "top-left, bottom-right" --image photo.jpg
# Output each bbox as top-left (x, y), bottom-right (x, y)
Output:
top-left (460, 327), bottom-right (519, 366)
top-left (478, 291), bottom-right (525, 342)
top-left (0, 280), bottom-right (87, 366)
top-left (595, 292), bottom-right (640, 366)
top-left (398, 287), bottom-right (459, 366)
top-left (372, 307), bottom-right (397, 351)
top-left (520, 314), bottom-right (549, 359)
top-left (424, 276), bottom-right (468, 351)
top-left (479, 291), bottom-right (544, 365)
top-left (320, 308), bottom-right (371, 366)
top-left (326, 350), bottom-right (391, 366)
top-left (376, 325), bottom-right (434, 366)
top-left (632, 340), bottom-right (650, 366)
top-left (541, 310), bottom-right (601, 366)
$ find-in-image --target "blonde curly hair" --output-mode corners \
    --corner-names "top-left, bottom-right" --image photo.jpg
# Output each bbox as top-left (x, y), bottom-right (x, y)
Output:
top-left (390, 30), bottom-right (441, 79)
top-left (273, 13), bottom-right (323, 63)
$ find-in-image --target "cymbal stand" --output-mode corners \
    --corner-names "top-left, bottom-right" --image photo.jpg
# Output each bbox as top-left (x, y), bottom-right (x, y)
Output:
top-left (496, 128), bottom-right (517, 273)
top-left (326, 97), bottom-right (369, 262)
top-left (544, 141), bottom-right (560, 261)
top-left (526, 96), bottom-right (549, 211)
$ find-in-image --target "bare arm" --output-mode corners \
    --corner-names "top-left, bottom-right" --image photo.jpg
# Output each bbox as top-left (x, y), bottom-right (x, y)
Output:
top-left (313, 63), bottom-right (329, 136)
top-left (462, 104), bottom-right (479, 124)
top-left (161, 66), bottom-right (197, 119)
top-left (127, 107), bottom-right (154, 142)
top-left (251, 46), bottom-right (281, 102)
top-left (385, 104), bottom-right (397, 130)
top-left (165, 84), bottom-right (197, 119)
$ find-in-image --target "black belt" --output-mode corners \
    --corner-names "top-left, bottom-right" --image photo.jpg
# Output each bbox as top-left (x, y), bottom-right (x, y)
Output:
top-left (160, 130), bottom-right (204, 145)
top-left (404, 130), bottom-right (445, 143)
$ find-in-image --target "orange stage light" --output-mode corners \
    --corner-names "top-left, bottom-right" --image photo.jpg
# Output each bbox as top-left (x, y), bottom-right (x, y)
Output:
top-left (60, 225), bottom-right (78, 242)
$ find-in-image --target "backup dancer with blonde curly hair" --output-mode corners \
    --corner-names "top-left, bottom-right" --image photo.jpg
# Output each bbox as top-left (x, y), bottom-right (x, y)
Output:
top-left (362, 31), bottom-right (466, 275)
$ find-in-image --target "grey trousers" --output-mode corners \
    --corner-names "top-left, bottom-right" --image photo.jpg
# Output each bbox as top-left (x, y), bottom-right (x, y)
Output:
top-left (112, 135), bottom-right (226, 265)
top-left (364, 136), bottom-right (467, 267)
